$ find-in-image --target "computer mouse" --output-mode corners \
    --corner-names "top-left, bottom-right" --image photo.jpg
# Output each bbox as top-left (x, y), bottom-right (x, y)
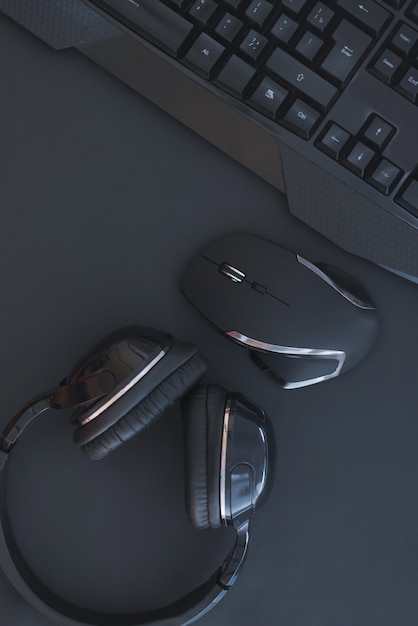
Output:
top-left (180, 232), bottom-right (379, 389)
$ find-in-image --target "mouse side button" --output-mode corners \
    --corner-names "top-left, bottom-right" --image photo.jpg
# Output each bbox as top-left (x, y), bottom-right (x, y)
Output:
top-left (297, 256), bottom-right (375, 310)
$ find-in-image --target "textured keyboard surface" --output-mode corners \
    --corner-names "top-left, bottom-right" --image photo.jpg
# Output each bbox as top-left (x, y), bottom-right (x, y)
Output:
top-left (2, 0), bottom-right (418, 280)
top-left (84, 0), bottom-right (418, 278)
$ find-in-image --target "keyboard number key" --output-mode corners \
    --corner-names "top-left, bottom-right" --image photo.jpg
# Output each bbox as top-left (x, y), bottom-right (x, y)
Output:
top-left (248, 78), bottom-right (289, 118)
top-left (281, 99), bottom-right (320, 139)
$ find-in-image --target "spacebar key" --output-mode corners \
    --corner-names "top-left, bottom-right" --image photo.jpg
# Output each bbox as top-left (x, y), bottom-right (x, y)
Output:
top-left (266, 49), bottom-right (337, 109)
top-left (93, 0), bottom-right (194, 56)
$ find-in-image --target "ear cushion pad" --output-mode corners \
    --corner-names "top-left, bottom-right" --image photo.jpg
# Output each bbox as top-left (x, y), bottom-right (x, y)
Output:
top-left (81, 353), bottom-right (207, 461)
top-left (181, 384), bottom-right (227, 531)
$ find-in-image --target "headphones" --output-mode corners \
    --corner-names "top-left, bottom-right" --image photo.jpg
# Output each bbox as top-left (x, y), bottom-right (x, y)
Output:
top-left (0, 326), bottom-right (273, 626)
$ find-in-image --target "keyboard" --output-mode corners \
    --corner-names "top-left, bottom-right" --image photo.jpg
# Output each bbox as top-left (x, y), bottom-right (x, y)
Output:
top-left (2, 0), bottom-right (418, 281)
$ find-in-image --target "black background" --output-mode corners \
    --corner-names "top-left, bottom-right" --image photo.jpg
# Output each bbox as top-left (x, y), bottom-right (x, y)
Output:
top-left (2, 12), bottom-right (418, 626)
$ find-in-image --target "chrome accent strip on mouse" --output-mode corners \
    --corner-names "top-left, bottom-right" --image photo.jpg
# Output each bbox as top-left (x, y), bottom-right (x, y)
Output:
top-left (226, 331), bottom-right (346, 389)
top-left (296, 256), bottom-right (375, 310)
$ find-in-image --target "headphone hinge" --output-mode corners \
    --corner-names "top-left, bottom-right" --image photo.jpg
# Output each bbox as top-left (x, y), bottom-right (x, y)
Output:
top-left (0, 437), bottom-right (14, 470)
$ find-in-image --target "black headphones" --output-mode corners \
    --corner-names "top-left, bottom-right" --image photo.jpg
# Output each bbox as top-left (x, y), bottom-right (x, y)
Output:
top-left (0, 326), bottom-right (273, 625)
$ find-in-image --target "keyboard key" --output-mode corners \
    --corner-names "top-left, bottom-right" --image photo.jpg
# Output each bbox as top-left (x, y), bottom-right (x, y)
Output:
top-left (307, 3), bottom-right (335, 33)
top-left (397, 66), bottom-right (418, 102)
top-left (266, 48), bottom-right (337, 108)
top-left (245, 0), bottom-right (274, 27)
top-left (215, 13), bottom-right (243, 42)
top-left (337, 0), bottom-right (392, 37)
top-left (321, 19), bottom-right (372, 87)
top-left (391, 22), bottom-right (418, 56)
top-left (282, 0), bottom-right (309, 14)
top-left (189, 0), bottom-right (217, 24)
top-left (383, 0), bottom-right (406, 7)
top-left (345, 141), bottom-right (376, 176)
top-left (240, 30), bottom-right (268, 61)
top-left (248, 78), bottom-right (289, 118)
top-left (215, 55), bottom-right (256, 98)
top-left (271, 14), bottom-right (299, 45)
top-left (407, 1), bottom-right (418, 25)
top-left (396, 179), bottom-right (418, 216)
top-left (362, 115), bottom-right (395, 148)
top-left (370, 159), bottom-right (402, 194)
top-left (281, 99), bottom-right (320, 138)
top-left (317, 123), bottom-right (351, 159)
top-left (224, 0), bottom-right (242, 8)
top-left (99, 0), bottom-right (193, 56)
top-left (295, 31), bottom-right (323, 62)
top-left (185, 33), bottom-right (225, 78)
top-left (370, 49), bottom-right (403, 84)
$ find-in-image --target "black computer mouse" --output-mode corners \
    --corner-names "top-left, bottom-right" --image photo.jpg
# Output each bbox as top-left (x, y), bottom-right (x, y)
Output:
top-left (180, 232), bottom-right (379, 388)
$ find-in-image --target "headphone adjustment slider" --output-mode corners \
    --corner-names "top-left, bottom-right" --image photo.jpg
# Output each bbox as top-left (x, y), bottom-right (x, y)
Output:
top-left (0, 436), bottom-right (14, 470)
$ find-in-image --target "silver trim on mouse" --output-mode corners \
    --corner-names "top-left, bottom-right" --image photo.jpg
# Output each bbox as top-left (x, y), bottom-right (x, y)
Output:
top-left (226, 331), bottom-right (346, 389)
top-left (297, 256), bottom-right (375, 310)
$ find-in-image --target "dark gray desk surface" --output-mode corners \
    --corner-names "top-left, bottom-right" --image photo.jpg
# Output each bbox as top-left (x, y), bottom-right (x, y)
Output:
top-left (2, 13), bottom-right (418, 626)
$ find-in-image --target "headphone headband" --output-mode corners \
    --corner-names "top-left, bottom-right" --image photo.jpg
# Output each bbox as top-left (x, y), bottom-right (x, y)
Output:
top-left (0, 327), bottom-right (272, 625)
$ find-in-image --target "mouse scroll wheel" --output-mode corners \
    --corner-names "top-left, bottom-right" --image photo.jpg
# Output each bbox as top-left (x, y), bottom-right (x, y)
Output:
top-left (219, 262), bottom-right (246, 283)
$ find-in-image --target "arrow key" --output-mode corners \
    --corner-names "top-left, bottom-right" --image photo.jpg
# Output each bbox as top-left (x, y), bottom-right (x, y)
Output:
top-left (316, 122), bottom-right (351, 159)
top-left (344, 141), bottom-right (376, 176)
top-left (362, 114), bottom-right (395, 148)
top-left (369, 159), bottom-right (402, 194)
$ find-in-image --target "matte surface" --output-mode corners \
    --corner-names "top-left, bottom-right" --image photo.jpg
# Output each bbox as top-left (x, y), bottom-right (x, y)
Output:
top-left (179, 231), bottom-right (379, 379)
top-left (2, 12), bottom-right (418, 626)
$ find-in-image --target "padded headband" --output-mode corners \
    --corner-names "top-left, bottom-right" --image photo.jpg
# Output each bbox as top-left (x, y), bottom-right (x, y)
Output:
top-left (0, 326), bottom-right (270, 625)
top-left (0, 465), bottom-right (227, 625)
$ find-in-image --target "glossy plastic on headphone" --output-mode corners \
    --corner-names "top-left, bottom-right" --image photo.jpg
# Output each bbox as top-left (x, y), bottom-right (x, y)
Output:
top-left (68, 326), bottom-right (173, 435)
top-left (218, 393), bottom-right (272, 589)
top-left (0, 326), bottom-right (273, 626)
top-left (221, 394), bottom-right (269, 526)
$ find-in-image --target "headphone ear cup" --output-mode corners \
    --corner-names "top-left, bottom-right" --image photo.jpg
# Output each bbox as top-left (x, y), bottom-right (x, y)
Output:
top-left (81, 353), bottom-right (207, 461)
top-left (181, 384), bottom-right (227, 531)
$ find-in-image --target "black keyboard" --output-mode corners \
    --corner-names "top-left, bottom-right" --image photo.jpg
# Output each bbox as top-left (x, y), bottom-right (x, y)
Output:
top-left (90, 0), bottom-right (388, 138)
top-left (3, 0), bottom-right (418, 281)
